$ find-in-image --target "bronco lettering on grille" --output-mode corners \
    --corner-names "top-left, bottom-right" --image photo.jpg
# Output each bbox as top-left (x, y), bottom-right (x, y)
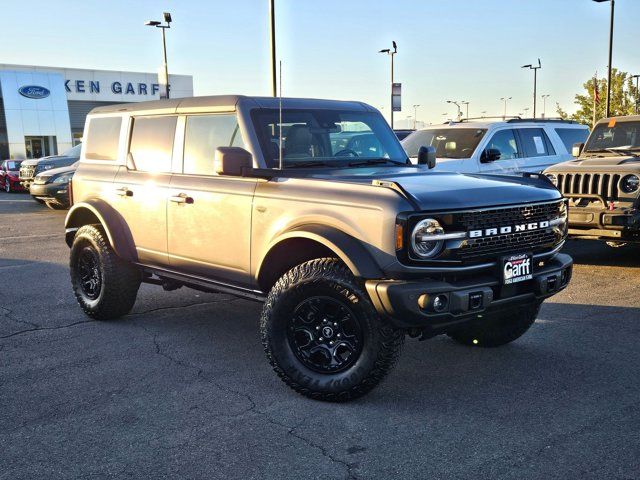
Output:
top-left (469, 220), bottom-right (550, 238)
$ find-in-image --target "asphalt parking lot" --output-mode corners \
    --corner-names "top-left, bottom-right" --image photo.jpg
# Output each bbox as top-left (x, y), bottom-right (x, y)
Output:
top-left (1, 191), bottom-right (639, 480)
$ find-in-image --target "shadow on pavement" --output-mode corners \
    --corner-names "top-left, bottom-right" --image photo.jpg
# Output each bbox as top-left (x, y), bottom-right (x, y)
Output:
top-left (562, 239), bottom-right (640, 267)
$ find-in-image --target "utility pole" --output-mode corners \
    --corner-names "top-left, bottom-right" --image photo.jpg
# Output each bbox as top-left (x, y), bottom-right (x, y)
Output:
top-left (269, 0), bottom-right (277, 97)
top-left (413, 104), bottom-right (420, 129)
top-left (379, 42), bottom-right (398, 128)
top-left (522, 59), bottom-right (542, 118)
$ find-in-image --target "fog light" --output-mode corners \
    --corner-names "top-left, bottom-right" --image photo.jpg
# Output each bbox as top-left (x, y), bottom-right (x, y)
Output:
top-left (433, 294), bottom-right (448, 312)
top-left (417, 294), bottom-right (430, 310)
top-left (469, 292), bottom-right (483, 310)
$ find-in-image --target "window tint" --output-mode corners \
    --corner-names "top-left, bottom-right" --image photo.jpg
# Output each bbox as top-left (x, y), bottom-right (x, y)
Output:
top-left (518, 128), bottom-right (555, 157)
top-left (183, 114), bottom-right (245, 175)
top-left (555, 127), bottom-right (589, 152)
top-left (486, 129), bottom-right (520, 160)
top-left (129, 116), bottom-right (177, 173)
top-left (402, 128), bottom-right (487, 158)
top-left (85, 117), bottom-right (122, 161)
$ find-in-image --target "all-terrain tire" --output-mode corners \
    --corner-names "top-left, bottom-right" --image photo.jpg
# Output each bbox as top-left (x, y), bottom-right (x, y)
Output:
top-left (260, 258), bottom-right (404, 402)
top-left (70, 225), bottom-right (141, 320)
top-left (447, 302), bottom-right (541, 348)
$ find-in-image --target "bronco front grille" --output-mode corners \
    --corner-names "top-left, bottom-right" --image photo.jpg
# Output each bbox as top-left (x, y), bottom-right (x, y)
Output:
top-left (556, 172), bottom-right (621, 201)
top-left (19, 165), bottom-right (36, 180)
top-left (448, 200), bottom-right (564, 261)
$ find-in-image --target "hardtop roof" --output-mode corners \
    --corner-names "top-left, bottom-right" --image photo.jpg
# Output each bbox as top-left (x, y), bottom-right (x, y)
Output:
top-left (89, 95), bottom-right (374, 115)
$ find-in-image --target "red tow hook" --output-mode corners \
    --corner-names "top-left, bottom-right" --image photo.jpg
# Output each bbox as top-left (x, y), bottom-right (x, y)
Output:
top-left (608, 201), bottom-right (615, 211)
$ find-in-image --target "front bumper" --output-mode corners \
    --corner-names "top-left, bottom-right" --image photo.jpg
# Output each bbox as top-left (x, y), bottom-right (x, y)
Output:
top-left (567, 207), bottom-right (640, 241)
top-left (29, 182), bottom-right (70, 207)
top-left (366, 253), bottom-right (572, 331)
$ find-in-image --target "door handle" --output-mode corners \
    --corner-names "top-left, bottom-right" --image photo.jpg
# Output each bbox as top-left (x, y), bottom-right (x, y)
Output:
top-left (170, 193), bottom-right (194, 204)
top-left (115, 186), bottom-right (133, 197)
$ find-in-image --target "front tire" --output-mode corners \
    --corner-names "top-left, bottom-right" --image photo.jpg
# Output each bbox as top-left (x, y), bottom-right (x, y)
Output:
top-left (260, 258), bottom-right (404, 402)
top-left (70, 225), bottom-right (141, 320)
top-left (447, 302), bottom-right (541, 348)
top-left (4, 180), bottom-right (10, 193)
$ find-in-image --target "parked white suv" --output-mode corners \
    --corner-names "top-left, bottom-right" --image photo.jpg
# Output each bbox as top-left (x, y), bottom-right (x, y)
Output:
top-left (402, 118), bottom-right (589, 174)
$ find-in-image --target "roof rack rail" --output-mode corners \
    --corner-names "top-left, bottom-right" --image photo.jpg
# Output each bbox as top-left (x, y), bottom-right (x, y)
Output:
top-left (505, 118), bottom-right (578, 124)
top-left (457, 116), bottom-right (521, 122)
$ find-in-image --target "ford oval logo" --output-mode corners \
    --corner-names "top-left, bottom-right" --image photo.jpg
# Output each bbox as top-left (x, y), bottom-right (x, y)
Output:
top-left (18, 85), bottom-right (50, 99)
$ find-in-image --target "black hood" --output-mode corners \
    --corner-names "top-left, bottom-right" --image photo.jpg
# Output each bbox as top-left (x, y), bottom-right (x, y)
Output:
top-left (304, 167), bottom-right (561, 211)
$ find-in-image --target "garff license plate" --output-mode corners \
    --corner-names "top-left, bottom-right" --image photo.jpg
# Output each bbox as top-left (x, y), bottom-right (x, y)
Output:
top-left (502, 253), bottom-right (533, 285)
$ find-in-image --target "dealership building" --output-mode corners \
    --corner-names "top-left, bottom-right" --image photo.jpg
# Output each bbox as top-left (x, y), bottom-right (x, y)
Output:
top-left (0, 64), bottom-right (193, 159)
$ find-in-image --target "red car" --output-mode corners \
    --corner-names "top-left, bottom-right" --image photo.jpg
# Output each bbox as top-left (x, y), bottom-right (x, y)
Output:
top-left (1, 160), bottom-right (25, 192)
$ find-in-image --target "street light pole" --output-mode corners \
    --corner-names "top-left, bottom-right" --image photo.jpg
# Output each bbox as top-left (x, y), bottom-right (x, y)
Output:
top-left (500, 97), bottom-right (512, 119)
top-left (632, 75), bottom-right (640, 115)
top-left (541, 94), bottom-right (550, 118)
top-left (522, 59), bottom-right (542, 118)
top-left (413, 104), bottom-right (420, 129)
top-left (461, 101), bottom-right (469, 119)
top-left (594, 0), bottom-right (615, 117)
top-left (145, 12), bottom-right (172, 99)
top-left (447, 100), bottom-right (461, 121)
top-left (269, 0), bottom-right (277, 97)
top-left (379, 42), bottom-right (397, 128)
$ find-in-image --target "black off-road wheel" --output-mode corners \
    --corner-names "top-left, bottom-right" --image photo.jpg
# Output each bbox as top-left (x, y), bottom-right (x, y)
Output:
top-left (260, 258), bottom-right (405, 402)
top-left (70, 225), bottom-right (141, 320)
top-left (447, 302), bottom-right (541, 348)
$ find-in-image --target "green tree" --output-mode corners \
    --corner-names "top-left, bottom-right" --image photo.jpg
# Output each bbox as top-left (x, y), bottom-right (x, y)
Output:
top-left (557, 69), bottom-right (639, 126)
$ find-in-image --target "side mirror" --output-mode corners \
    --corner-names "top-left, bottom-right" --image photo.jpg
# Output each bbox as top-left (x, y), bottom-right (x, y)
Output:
top-left (417, 145), bottom-right (436, 169)
top-left (481, 148), bottom-right (501, 163)
top-left (572, 142), bottom-right (584, 158)
top-left (215, 147), bottom-right (253, 176)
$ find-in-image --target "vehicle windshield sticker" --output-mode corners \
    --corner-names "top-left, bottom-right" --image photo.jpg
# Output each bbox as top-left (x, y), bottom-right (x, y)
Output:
top-left (608, 119), bottom-right (616, 128)
top-left (533, 136), bottom-right (545, 154)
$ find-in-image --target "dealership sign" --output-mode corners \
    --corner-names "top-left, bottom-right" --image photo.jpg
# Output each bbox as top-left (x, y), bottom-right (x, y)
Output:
top-left (18, 85), bottom-right (51, 99)
top-left (64, 79), bottom-right (165, 96)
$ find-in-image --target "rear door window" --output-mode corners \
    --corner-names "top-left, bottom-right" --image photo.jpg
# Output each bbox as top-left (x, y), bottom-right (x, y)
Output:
top-left (182, 114), bottom-right (244, 175)
top-left (555, 128), bottom-right (589, 152)
top-left (129, 116), bottom-right (177, 173)
top-left (517, 128), bottom-right (555, 157)
top-left (85, 117), bottom-right (122, 161)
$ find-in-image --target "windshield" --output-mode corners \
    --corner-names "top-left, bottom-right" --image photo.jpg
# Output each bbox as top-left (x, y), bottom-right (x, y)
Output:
top-left (251, 109), bottom-right (408, 168)
top-left (63, 143), bottom-right (82, 157)
top-left (5, 161), bottom-right (22, 170)
top-left (402, 128), bottom-right (487, 159)
top-left (584, 121), bottom-right (640, 152)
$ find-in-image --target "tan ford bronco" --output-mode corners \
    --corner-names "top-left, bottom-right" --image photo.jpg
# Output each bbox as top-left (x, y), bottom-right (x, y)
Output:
top-left (65, 95), bottom-right (572, 401)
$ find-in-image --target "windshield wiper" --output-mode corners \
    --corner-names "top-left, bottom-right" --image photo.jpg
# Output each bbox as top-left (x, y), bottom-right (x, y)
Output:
top-left (348, 158), bottom-right (407, 167)
top-left (286, 161), bottom-right (336, 169)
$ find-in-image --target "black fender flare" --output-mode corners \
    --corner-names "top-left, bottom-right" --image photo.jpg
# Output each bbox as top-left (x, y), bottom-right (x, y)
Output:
top-left (257, 224), bottom-right (385, 282)
top-left (64, 199), bottom-right (138, 262)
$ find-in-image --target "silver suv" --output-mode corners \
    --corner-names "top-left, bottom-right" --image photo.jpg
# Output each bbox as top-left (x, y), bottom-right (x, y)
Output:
top-left (65, 95), bottom-right (573, 401)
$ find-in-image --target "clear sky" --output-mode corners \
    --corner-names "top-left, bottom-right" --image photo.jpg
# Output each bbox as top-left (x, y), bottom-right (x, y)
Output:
top-left (1, 0), bottom-right (639, 126)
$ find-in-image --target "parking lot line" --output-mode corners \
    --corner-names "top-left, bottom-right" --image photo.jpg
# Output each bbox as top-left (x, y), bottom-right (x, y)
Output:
top-left (0, 199), bottom-right (35, 202)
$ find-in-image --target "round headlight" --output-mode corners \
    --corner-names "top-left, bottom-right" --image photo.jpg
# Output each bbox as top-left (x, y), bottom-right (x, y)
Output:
top-left (621, 175), bottom-right (639, 194)
top-left (411, 218), bottom-right (445, 259)
top-left (545, 173), bottom-right (558, 187)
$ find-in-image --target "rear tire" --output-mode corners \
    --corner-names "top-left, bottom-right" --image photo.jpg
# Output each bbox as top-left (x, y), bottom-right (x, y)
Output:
top-left (447, 302), bottom-right (541, 348)
top-left (4, 180), bottom-right (10, 193)
top-left (70, 225), bottom-right (141, 320)
top-left (260, 258), bottom-right (404, 401)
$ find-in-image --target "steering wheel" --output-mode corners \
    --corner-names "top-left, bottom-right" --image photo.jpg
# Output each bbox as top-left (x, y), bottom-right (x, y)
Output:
top-left (334, 149), bottom-right (359, 157)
